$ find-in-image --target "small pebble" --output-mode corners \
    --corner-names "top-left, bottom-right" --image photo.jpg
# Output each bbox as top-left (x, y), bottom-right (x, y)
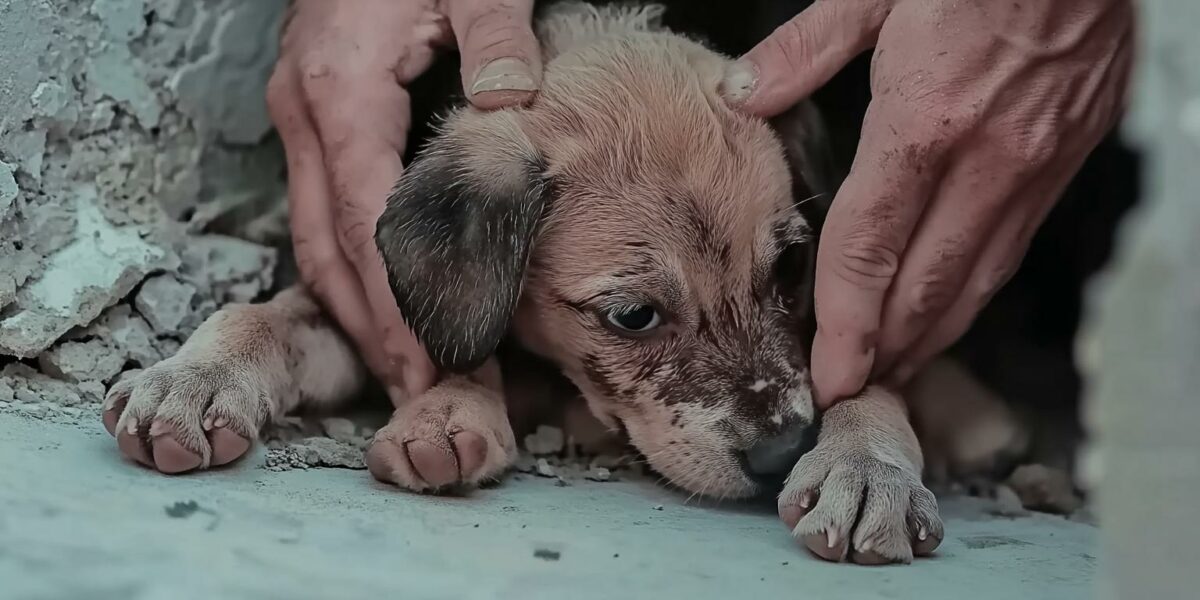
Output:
top-left (585, 467), bottom-right (611, 482)
top-left (534, 548), bottom-right (561, 561)
top-left (535, 458), bottom-right (557, 478)
top-left (652, 504), bottom-right (664, 511)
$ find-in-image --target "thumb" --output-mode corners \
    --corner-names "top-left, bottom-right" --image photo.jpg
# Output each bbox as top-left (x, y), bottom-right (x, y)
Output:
top-left (447, 0), bottom-right (542, 110)
top-left (721, 0), bottom-right (892, 117)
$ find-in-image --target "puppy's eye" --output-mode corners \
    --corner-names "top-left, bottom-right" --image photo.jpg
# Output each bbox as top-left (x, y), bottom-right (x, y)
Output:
top-left (603, 305), bottom-right (662, 334)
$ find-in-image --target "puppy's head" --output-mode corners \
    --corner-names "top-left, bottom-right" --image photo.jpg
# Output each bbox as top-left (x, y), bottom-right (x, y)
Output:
top-left (377, 22), bottom-right (835, 498)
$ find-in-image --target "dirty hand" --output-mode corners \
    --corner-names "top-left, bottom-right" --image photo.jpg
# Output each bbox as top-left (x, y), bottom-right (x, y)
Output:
top-left (721, 0), bottom-right (1132, 407)
top-left (266, 0), bottom-right (542, 398)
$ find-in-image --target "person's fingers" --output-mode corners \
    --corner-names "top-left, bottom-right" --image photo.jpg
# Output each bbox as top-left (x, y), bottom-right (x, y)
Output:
top-left (871, 147), bottom-right (1028, 377)
top-left (266, 68), bottom-right (395, 383)
top-left (445, 0), bottom-right (541, 109)
top-left (810, 104), bottom-right (951, 409)
top-left (885, 165), bottom-right (1075, 386)
top-left (721, 0), bottom-right (892, 117)
top-left (298, 63), bottom-right (438, 397)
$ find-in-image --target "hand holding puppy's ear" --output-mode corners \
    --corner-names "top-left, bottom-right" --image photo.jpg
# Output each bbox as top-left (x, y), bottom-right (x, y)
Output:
top-left (724, 0), bottom-right (1132, 408)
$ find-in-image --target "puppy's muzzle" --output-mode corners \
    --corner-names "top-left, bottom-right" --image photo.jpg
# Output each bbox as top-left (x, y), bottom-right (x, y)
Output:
top-left (739, 419), bottom-right (818, 485)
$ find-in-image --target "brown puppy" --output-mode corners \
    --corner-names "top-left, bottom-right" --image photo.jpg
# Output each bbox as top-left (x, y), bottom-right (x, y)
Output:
top-left (102, 3), bottom-right (943, 564)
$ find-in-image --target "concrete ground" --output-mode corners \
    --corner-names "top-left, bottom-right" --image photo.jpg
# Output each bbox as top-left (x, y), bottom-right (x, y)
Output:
top-left (0, 412), bottom-right (1097, 600)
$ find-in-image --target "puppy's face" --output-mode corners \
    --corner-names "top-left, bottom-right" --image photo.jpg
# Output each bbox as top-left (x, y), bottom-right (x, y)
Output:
top-left (378, 32), bottom-right (833, 498)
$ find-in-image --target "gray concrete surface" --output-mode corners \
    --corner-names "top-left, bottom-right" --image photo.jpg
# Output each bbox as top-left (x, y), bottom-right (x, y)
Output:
top-left (0, 411), bottom-right (1097, 600)
top-left (1081, 1), bottom-right (1200, 599)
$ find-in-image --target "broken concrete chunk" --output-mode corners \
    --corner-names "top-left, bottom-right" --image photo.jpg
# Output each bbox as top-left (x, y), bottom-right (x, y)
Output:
top-left (585, 467), bottom-right (611, 482)
top-left (535, 458), bottom-right (557, 478)
top-left (38, 338), bottom-right (126, 384)
top-left (91, 0), bottom-right (149, 43)
top-left (135, 274), bottom-right (197, 334)
top-left (523, 425), bottom-right (565, 456)
top-left (319, 417), bottom-right (358, 443)
top-left (990, 484), bottom-right (1030, 518)
top-left (179, 234), bottom-right (276, 305)
top-left (1, 364), bottom-right (96, 409)
top-left (264, 437), bottom-right (366, 471)
top-left (83, 304), bottom-right (164, 368)
top-left (1007, 464), bottom-right (1083, 515)
top-left (0, 191), bottom-right (177, 358)
top-left (0, 160), bottom-right (17, 219)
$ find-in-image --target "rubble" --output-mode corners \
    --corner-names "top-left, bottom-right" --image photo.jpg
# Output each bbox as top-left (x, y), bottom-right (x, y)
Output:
top-left (264, 438), bottom-right (368, 472)
top-left (524, 425), bottom-right (565, 455)
top-left (1006, 464), bottom-right (1084, 515)
top-left (0, 0), bottom-right (288, 411)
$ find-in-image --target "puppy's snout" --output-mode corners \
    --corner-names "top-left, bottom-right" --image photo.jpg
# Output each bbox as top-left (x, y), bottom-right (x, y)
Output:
top-left (739, 420), bottom-right (817, 483)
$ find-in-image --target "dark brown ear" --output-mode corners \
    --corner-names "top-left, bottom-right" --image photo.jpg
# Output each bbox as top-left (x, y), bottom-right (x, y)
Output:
top-left (375, 110), bottom-right (550, 374)
top-left (771, 99), bottom-right (840, 225)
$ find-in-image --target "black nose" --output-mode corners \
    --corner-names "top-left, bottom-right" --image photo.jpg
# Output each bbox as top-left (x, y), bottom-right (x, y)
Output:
top-left (739, 420), bottom-right (818, 483)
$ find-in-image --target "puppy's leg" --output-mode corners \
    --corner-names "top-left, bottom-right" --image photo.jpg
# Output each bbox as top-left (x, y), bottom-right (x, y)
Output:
top-left (366, 358), bottom-right (518, 492)
top-left (779, 385), bottom-right (944, 565)
top-left (102, 286), bottom-right (366, 473)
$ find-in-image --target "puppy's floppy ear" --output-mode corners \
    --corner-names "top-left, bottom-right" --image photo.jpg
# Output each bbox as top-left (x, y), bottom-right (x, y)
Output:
top-left (772, 100), bottom-right (840, 226)
top-left (375, 110), bottom-right (550, 374)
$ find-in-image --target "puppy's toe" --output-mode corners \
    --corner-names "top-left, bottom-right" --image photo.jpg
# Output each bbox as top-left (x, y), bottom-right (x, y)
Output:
top-left (406, 440), bottom-right (459, 488)
top-left (115, 420), bottom-right (152, 467)
top-left (452, 431), bottom-right (489, 479)
top-left (209, 427), bottom-right (252, 467)
top-left (366, 431), bottom-right (428, 491)
top-left (910, 485), bottom-right (944, 556)
top-left (149, 430), bottom-right (203, 474)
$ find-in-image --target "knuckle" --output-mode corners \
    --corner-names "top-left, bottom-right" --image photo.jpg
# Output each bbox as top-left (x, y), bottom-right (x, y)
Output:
top-left (336, 217), bottom-right (380, 263)
top-left (970, 260), bottom-right (1019, 306)
top-left (265, 69), bottom-right (300, 126)
top-left (765, 18), bottom-right (818, 75)
top-left (907, 276), bottom-right (957, 317)
top-left (993, 122), bottom-right (1061, 172)
top-left (460, 2), bottom-right (532, 47)
top-left (296, 53), bottom-right (346, 100)
top-left (293, 239), bottom-right (342, 287)
top-left (831, 231), bottom-right (901, 289)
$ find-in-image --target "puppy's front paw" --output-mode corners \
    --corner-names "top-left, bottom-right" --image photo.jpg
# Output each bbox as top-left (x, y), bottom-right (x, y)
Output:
top-left (101, 357), bottom-right (268, 474)
top-left (778, 447), bottom-right (943, 565)
top-left (366, 379), bottom-right (517, 493)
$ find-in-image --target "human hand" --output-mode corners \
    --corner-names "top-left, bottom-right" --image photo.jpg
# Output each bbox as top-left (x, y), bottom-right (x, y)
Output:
top-left (266, 0), bottom-right (541, 399)
top-left (721, 0), bottom-right (1133, 407)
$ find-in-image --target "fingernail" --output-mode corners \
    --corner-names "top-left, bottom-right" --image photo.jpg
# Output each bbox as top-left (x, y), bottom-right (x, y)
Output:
top-left (471, 58), bottom-right (537, 96)
top-left (125, 417), bottom-right (139, 436)
top-left (720, 60), bottom-right (758, 104)
top-left (918, 526), bottom-right (928, 541)
top-left (799, 494), bottom-right (812, 509)
top-left (213, 416), bottom-right (229, 429)
top-left (827, 528), bottom-right (840, 549)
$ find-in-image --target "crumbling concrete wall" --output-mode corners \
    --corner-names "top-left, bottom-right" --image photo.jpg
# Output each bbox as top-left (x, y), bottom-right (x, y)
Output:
top-left (1, 0), bottom-right (288, 412)
top-left (1083, 1), bottom-right (1200, 598)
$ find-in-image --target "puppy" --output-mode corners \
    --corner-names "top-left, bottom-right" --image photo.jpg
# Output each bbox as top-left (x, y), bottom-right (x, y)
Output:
top-left (101, 3), bottom-right (943, 564)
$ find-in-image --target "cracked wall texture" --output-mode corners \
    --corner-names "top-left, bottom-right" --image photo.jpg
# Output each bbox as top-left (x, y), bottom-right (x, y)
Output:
top-left (1084, 1), bottom-right (1199, 598)
top-left (1, 0), bottom-right (288, 408)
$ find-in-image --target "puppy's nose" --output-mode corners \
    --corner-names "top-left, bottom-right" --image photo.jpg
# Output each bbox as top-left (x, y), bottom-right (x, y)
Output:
top-left (740, 420), bottom-right (817, 481)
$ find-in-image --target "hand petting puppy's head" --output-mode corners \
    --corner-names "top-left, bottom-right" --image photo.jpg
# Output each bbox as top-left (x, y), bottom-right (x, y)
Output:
top-left (377, 3), bottom-right (836, 498)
